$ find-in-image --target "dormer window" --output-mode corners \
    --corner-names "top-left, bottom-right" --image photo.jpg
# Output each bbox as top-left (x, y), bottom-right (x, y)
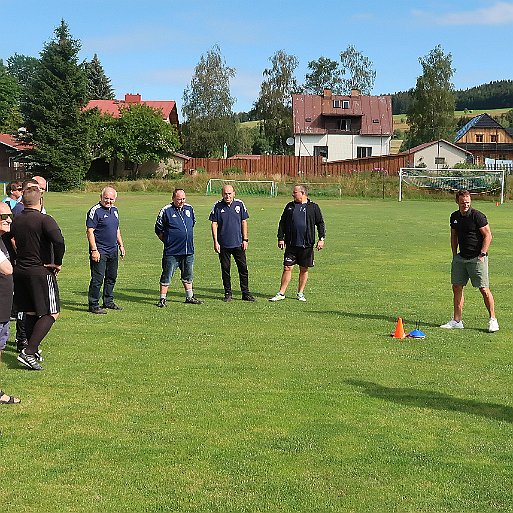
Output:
top-left (333, 100), bottom-right (341, 108)
top-left (342, 100), bottom-right (350, 109)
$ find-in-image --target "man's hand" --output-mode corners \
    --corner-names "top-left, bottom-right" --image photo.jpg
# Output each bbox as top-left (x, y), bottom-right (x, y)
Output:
top-left (44, 263), bottom-right (62, 274)
top-left (242, 241), bottom-right (248, 251)
top-left (278, 240), bottom-right (285, 250)
top-left (316, 239), bottom-right (325, 251)
top-left (214, 242), bottom-right (221, 254)
top-left (119, 245), bottom-right (125, 259)
top-left (90, 249), bottom-right (100, 263)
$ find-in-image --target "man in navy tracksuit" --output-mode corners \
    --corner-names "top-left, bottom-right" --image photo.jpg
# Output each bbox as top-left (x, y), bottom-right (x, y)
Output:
top-left (269, 185), bottom-right (325, 302)
top-left (155, 188), bottom-right (202, 307)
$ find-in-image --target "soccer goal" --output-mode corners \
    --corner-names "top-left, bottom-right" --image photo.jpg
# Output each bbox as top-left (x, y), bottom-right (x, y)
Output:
top-left (278, 182), bottom-right (343, 198)
top-left (206, 178), bottom-right (277, 197)
top-left (398, 168), bottom-right (505, 203)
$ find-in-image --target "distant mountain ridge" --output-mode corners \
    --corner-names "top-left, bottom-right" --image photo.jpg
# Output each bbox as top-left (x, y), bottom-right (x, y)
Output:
top-left (390, 80), bottom-right (513, 115)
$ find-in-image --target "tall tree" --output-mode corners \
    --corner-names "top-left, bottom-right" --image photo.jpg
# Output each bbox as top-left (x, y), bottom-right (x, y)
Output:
top-left (181, 45), bottom-right (239, 157)
top-left (6, 54), bottom-right (39, 91)
top-left (404, 45), bottom-right (456, 149)
top-left (340, 45), bottom-right (376, 95)
top-left (0, 60), bottom-right (21, 131)
top-left (84, 53), bottom-right (115, 100)
top-left (304, 56), bottom-right (343, 95)
top-left (21, 20), bottom-right (90, 190)
top-left (255, 50), bottom-right (299, 154)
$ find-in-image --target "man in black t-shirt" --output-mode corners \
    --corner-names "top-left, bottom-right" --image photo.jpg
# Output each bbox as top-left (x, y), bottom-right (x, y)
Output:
top-left (440, 190), bottom-right (499, 332)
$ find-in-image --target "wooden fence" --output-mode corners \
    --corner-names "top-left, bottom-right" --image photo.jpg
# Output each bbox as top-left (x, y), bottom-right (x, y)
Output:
top-left (187, 154), bottom-right (409, 178)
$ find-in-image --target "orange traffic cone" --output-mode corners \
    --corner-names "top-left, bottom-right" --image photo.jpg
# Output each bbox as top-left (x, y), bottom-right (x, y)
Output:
top-left (392, 317), bottom-right (406, 339)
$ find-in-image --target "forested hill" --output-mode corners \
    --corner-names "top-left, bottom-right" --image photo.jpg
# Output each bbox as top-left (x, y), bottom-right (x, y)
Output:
top-left (391, 80), bottom-right (513, 114)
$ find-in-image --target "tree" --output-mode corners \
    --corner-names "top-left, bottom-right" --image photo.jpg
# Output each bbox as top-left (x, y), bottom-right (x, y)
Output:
top-left (0, 60), bottom-right (21, 131)
top-left (339, 45), bottom-right (376, 95)
top-left (403, 45), bottom-right (456, 149)
top-left (21, 20), bottom-right (90, 190)
top-left (84, 53), bottom-right (115, 100)
top-left (304, 56), bottom-right (343, 95)
top-left (6, 54), bottom-right (39, 91)
top-left (254, 50), bottom-right (300, 154)
top-left (181, 45), bottom-right (239, 157)
top-left (94, 104), bottom-right (180, 178)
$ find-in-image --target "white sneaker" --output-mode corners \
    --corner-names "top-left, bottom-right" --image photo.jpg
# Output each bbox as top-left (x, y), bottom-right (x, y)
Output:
top-left (269, 293), bottom-right (285, 302)
top-left (440, 319), bottom-right (464, 329)
top-left (488, 318), bottom-right (499, 332)
top-left (296, 293), bottom-right (306, 302)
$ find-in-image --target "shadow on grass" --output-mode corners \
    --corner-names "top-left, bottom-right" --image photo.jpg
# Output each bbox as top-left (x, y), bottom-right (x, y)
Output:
top-left (309, 310), bottom-right (441, 328)
top-left (346, 379), bottom-right (513, 423)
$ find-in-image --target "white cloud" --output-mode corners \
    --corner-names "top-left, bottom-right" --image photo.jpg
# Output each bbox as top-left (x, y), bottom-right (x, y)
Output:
top-left (415, 1), bottom-right (513, 26)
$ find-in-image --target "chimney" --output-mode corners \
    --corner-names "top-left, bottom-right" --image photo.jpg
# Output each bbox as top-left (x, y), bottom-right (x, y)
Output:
top-left (323, 89), bottom-right (332, 98)
top-left (351, 89), bottom-right (360, 97)
top-left (125, 93), bottom-right (142, 104)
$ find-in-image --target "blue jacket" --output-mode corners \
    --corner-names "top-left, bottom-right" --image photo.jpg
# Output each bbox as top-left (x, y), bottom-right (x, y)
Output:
top-left (155, 203), bottom-right (195, 256)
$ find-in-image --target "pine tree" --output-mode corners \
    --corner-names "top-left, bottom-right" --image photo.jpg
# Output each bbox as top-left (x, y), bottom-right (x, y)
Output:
top-left (85, 54), bottom-right (115, 100)
top-left (21, 20), bottom-right (90, 190)
top-left (0, 60), bottom-right (21, 131)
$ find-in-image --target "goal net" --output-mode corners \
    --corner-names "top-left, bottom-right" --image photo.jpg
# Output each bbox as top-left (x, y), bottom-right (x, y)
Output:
top-left (278, 182), bottom-right (342, 198)
top-left (206, 178), bottom-right (277, 197)
top-left (399, 168), bottom-right (505, 203)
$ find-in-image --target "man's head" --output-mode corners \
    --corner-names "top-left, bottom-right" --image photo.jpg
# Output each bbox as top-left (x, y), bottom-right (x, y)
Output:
top-left (7, 181), bottom-right (22, 200)
top-left (0, 202), bottom-right (13, 235)
top-left (32, 175), bottom-right (47, 192)
top-left (292, 185), bottom-right (308, 203)
top-left (222, 185), bottom-right (235, 205)
top-left (100, 187), bottom-right (117, 208)
top-left (172, 188), bottom-right (186, 208)
top-left (455, 189), bottom-right (471, 215)
top-left (21, 187), bottom-right (42, 209)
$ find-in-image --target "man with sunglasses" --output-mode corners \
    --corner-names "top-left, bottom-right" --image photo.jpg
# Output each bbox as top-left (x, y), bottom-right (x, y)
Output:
top-left (2, 181), bottom-right (22, 209)
top-left (86, 187), bottom-right (125, 314)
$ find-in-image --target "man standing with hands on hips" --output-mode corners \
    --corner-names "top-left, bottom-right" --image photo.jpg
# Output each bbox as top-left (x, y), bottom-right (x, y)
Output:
top-left (86, 187), bottom-right (125, 314)
top-left (440, 189), bottom-right (499, 332)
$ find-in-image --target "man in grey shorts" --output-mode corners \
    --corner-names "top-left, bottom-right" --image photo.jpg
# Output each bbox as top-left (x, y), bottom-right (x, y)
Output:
top-left (440, 189), bottom-right (499, 332)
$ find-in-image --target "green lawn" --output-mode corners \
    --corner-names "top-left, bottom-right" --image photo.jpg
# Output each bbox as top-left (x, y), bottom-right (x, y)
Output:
top-left (1, 192), bottom-right (512, 512)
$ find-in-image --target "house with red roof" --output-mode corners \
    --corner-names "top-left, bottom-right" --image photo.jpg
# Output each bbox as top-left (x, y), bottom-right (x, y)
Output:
top-left (0, 133), bottom-right (32, 182)
top-left (292, 89), bottom-right (393, 162)
top-left (399, 139), bottom-right (473, 168)
top-left (84, 93), bottom-right (184, 178)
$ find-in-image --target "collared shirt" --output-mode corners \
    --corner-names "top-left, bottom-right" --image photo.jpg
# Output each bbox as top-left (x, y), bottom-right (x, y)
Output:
top-left (209, 199), bottom-right (249, 248)
top-left (86, 203), bottom-right (119, 254)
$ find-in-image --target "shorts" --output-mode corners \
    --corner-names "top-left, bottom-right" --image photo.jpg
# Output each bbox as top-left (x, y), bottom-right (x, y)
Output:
top-left (284, 246), bottom-right (314, 268)
top-left (160, 254), bottom-right (194, 286)
top-left (451, 254), bottom-right (489, 288)
top-left (13, 271), bottom-right (60, 316)
top-left (0, 320), bottom-right (9, 350)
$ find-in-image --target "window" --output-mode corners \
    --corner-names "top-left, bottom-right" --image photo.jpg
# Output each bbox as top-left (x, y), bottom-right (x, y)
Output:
top-left (342, 100), bottom-right (350, 109)
top-left (491, 134), bottom-right (497, 142)
top-left (339, 119), bottom-right (351, 131)
top-left (333, 100), bottom-right (341, 108)
top-left (313, 146), bottom-right (328, 159)
top-left (357, 147), bottom-right (372, 158)
top-left (434, 157), bottom-right (445, 165)
top-left (476, 134), bottom-right (484, 142)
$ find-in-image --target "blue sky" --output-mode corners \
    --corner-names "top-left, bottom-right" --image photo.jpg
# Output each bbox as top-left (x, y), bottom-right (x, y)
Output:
top-left (2, 0), bottom-right (513, 113)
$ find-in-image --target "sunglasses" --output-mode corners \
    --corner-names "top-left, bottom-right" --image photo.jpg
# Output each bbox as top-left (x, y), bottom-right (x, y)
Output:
top-left (0, 213), bottom-right (13, 220)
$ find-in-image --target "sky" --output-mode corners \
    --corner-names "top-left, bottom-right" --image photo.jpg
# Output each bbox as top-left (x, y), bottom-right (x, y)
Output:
top-left (2, 0), bottom-right (513, 114)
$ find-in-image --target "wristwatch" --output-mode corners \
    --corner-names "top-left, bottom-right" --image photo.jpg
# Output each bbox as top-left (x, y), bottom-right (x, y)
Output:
top-left (479, 252), bottom-right (488, 257)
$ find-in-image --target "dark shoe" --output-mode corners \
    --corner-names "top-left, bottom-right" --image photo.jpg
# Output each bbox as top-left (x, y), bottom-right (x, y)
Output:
top-left (223, 293), bottom-right (233, 302)
top-left (89, 306), bottom-right (107, 314)
top-left (157, 298), bottom-right (167, 308)
top-left (185, 296), bottom-right (203, 304)
top-left (0, 390), bottom-right (21, 404)
top-left (242, 293), bottom-right (256, 302)
top-left (17, 350), bottom-right (43, 371)
top-left (15, 338), bottom-right (28, 353)
top-left (103, 303), bottom-right (123, 311)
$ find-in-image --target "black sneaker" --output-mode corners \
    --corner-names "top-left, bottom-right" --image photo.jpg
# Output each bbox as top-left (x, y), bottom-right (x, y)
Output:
top-left (223, 293), bottom-right (233, 302)
top-left (103, 303), bottom-right (123, 310)
top-left (15, 338), bottom-right (28, 353)
top-left (185, 296), bottom-right (203, 304)
top-left (17, 350), bottom-right (43, 371)
top-left (89, 306), bottom-right (107, 314)
top-left (157, 298), bottom-right (167, 308)
top-left (242, 293), bottom-right (256, 302)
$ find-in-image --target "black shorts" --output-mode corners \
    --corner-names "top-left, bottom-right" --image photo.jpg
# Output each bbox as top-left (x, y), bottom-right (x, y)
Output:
top-left (283, 246), bottom-right (314, 268)
top-left (13, 271), bottom-right (60, 316)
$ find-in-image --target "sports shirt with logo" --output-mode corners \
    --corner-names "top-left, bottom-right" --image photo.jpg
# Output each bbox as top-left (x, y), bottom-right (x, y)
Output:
top-left (450, 207), bottom-right (487, 259)
top-left (209, 199), bottom-right (249, 248)
top-left (86, 203), bottom-right (119, 254)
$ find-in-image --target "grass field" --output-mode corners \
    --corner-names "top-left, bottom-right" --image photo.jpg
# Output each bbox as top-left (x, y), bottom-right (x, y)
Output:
top-left (1, 191), bottom-right (512, 512)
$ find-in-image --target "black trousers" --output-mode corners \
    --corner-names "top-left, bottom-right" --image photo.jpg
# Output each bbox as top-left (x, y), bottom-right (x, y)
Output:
top-left (218, 247), bottom-right (249, 295)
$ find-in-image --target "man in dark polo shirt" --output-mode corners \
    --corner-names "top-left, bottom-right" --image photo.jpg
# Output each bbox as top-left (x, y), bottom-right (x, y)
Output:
top-left (86, 187), bottom-right (125, 314)
top-left (440, 189), bottom-right (499, 332)
top-left (209, 184), bottom-right (255, 302)
top-left (269, 185), bottom-right (325, 302)
top-left (10, 188), bottom-right (65, 371)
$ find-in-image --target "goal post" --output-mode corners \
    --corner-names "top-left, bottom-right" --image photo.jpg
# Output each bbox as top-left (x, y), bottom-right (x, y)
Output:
top-left (399, 168), bottom-right (505, 203)
top-left (206, 178), bottom-right (277, 197)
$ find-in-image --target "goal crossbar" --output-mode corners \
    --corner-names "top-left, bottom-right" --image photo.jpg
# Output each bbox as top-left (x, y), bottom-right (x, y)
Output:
top-left (206, 178), bottom-right (277, 197)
